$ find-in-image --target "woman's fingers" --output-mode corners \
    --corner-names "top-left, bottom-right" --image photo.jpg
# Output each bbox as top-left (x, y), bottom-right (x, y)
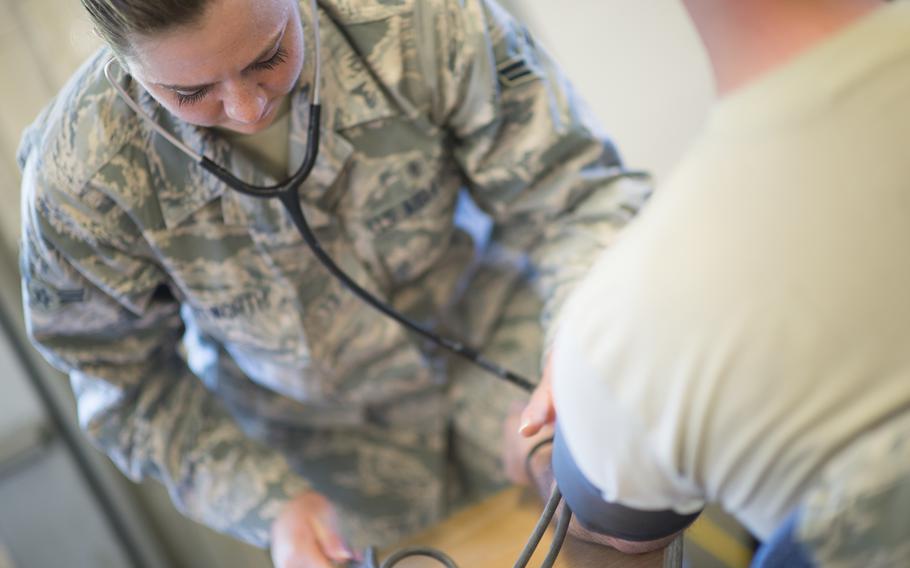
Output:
top-left (271, 490), bottom-right (355, 568)
top-left (519, 355), bottom-right (555, 437)
top-left (311, 505), bottom-right (357, 564)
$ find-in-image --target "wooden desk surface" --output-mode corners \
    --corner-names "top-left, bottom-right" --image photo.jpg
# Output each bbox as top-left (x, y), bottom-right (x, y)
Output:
top-left (381, 487), bottom-right (681, 568)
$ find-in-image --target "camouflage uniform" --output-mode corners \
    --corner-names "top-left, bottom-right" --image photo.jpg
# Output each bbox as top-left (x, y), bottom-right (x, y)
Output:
top-left (18, 0), bottom-right (649, 549)
top-left (794, 411), bottom-right (910, 567)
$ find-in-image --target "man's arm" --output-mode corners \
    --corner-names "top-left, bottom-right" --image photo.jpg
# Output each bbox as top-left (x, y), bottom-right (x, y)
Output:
top-left (552, 428), bottom-right (699, 554)
top-left (504, 402), bottom-right (685, 554)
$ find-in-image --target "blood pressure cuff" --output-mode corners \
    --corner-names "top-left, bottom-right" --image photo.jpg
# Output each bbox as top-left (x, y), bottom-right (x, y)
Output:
top-left (552, 425), bottom-right (702, 541)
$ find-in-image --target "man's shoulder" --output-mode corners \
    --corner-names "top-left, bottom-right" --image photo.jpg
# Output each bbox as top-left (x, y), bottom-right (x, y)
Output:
top-left (18, 48), bottom-right (142, 196)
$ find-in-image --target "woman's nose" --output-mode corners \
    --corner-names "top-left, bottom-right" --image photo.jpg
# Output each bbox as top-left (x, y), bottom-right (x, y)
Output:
top-left (222, 80), bottom-right (268, 125)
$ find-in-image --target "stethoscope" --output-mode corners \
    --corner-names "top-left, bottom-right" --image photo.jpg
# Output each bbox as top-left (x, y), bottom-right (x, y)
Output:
top-left (105, 0), bottom-right (576, 565)
top-left (103, 0), bottom-right (535, 396)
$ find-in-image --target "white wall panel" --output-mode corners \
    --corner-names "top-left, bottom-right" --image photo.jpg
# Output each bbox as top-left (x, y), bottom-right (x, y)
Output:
top-left (520, 0), bottom-right (715, 182)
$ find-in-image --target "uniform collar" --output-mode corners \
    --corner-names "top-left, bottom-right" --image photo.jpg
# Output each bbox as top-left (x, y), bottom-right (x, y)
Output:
top-left (155, 1), bottom-right (399, 230)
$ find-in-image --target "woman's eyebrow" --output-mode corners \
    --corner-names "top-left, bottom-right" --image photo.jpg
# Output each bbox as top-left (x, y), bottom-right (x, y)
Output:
top-left (158, 29), bottom-right (284, 92)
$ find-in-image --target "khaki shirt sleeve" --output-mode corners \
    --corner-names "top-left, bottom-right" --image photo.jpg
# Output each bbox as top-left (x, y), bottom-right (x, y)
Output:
top-left (425, 0), bottom-right (653, 351)
top-left (19, 156), bottom-right (308, 548)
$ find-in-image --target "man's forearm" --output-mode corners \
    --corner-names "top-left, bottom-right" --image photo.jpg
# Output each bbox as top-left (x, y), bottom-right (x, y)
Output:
top-left (526, 445), bottom-right (681, 555)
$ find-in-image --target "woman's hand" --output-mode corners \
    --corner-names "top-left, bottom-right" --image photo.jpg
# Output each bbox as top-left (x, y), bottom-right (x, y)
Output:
top-left (504, 352), bottom-right (557, 486)
top-left (503, 401), bottom-right (554, 486)
top-left (270, 490), bottom-right (356, 568)
top-left (518, 354), bottom-right (556, 438)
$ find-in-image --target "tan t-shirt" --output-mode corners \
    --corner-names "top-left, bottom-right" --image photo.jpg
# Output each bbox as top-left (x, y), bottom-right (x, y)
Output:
top-left (217, 96), bottom-right (291, 179)
top-left (553, 1), bottom-right (910, 540)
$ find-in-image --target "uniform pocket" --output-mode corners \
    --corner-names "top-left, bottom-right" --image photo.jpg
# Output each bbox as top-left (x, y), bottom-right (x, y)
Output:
top-left (148, 224), bottom-right (306, 351)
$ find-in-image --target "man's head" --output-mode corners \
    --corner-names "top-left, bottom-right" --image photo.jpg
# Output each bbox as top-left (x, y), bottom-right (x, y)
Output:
top-left (680, 0), bottom-right (884, 95)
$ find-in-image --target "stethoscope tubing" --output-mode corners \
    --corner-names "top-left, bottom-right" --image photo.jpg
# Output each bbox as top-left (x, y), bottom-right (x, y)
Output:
top-left (100, 1), bottom-right (591, 565)
top-left (102, 0), bottom-right (535, 392)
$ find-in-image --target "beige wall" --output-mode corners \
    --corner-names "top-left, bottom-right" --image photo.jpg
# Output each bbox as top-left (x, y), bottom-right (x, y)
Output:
top-left (520, 0), bottom-right (715, 181)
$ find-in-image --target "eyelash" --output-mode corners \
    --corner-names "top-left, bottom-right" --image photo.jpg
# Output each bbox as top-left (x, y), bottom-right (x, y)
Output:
top-left (251, 47), bottom-right (288, 72)
top-left (175, 86), bottom-right (212, 107)
top-left (173, 47), bottom-right (289, 107)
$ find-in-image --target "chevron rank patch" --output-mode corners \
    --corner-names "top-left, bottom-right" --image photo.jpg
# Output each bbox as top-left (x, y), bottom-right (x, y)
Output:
top-left (27, 278), bottom-right (85, 313)
top-left (497, 55), bottom-right (539, 88)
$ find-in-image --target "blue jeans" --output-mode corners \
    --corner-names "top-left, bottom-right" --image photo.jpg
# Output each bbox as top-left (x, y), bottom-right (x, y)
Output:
top-left (751, 510), bottom-right (815, 568)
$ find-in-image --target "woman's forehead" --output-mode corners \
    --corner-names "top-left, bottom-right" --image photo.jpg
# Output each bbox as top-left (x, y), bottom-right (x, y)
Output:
top-left (127, 0), bottom-right (293, 85)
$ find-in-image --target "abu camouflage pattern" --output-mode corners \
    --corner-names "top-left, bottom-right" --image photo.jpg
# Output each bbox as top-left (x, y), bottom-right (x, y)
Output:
top-left (18, 0), bottom-right (650, 548)
top-left (796, 412), bottom-right (910, 567)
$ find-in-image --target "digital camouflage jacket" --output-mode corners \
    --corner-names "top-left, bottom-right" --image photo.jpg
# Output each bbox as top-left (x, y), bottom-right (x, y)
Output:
top-left (19, 0), bottom-right (649, 546)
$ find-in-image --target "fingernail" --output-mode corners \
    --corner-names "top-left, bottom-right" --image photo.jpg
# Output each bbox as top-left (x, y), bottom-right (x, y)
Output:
top-left (518, 419), bottom-right (533, 436)
top-left (334, 545), bottom-right (354, 561)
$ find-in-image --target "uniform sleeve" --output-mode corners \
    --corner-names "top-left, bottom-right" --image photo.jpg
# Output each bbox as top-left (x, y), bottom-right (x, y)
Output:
top-left (19, 157), bottom-right (308, 548)
top-left (427, 0), bottom-right (652, 349)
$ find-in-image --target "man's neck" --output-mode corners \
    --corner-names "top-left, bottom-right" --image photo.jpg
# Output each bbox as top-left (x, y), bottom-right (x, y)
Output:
top-left (682, 0), bottom-right (884, 96)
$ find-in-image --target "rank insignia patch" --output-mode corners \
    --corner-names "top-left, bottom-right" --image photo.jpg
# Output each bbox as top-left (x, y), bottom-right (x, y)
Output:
top-left (497, 55), bottom-right (539, 88)
top-left (27, 279), bottom-right (85, 312)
